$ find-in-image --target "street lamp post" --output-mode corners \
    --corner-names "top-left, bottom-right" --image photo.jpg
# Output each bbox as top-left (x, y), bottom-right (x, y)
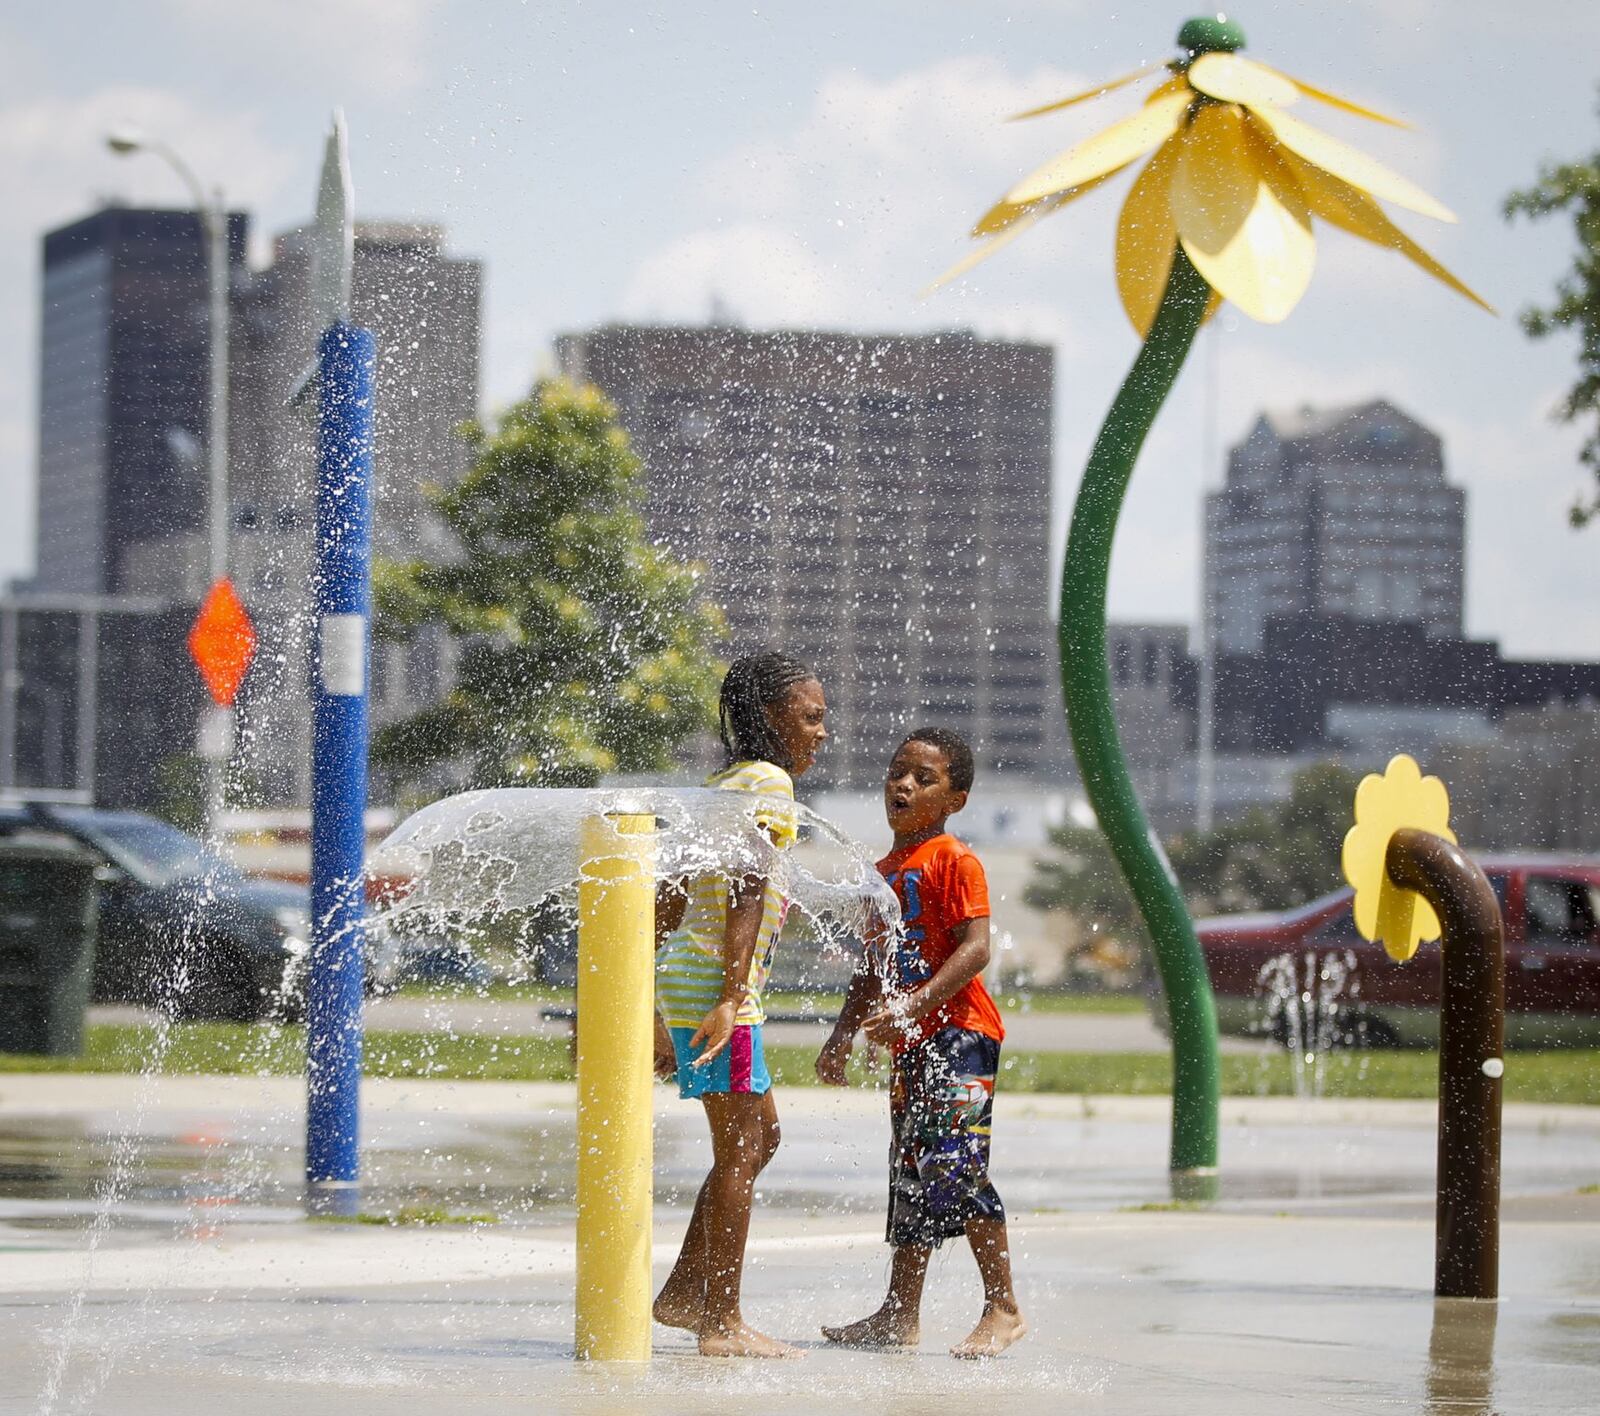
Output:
top-left (106, 129), bottom-right (233, 831)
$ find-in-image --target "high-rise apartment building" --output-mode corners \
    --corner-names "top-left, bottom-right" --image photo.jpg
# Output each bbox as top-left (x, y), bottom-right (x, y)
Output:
top-left (1205, 399), bottom-right (1465, 655)
top-left (557, 324), bottom-right (1059, 789)
top-left (35, 206), bottom-right (248, 596)
top-left (229, 221), bottom-right (482, 805)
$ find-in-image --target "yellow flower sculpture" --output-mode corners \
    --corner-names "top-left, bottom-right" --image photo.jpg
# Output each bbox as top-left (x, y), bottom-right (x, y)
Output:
top-left (929, 15), bottom-right (1492, 1182)
top-left (937, 14), bottom-right (1493, 331)
top-left (1342, 754), bottom-right (1456, 963)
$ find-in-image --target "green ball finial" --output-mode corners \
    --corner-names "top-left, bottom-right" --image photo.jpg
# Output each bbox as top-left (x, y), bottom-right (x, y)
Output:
top-left (1177, 15), bottom-right (1246, 57)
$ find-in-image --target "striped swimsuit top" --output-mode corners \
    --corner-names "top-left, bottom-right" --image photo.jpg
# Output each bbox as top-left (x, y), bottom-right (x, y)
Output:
top-left (655, 759), bottom-right (797, 1028)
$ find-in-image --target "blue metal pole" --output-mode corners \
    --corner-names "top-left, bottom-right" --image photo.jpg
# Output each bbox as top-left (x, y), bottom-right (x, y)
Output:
top-left (307, 321), bottom-right (375, 1199)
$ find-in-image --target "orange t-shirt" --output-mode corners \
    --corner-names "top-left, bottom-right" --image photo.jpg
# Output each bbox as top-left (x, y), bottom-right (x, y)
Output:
top-left (877, 833), bottom-right (1004, 1053)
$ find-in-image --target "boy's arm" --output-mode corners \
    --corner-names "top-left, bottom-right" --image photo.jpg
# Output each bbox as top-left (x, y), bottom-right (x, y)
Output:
top-left (688, 873), bottom-right (765, 1065)
top-left (864, 915), bottom-right (991, 1046)
top-left (816, 962), bottom-right (881, 1085)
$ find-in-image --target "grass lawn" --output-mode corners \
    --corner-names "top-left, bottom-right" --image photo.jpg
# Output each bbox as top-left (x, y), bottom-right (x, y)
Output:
top-left (6, 1023), bottom-right (1598, 1106)
top-left (387, 981), bottom-right (1146, 1016)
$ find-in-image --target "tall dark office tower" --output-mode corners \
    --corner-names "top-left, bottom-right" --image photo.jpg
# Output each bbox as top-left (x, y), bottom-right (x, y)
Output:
top-left (1205, 399), bottom-right (1466, 656)
top-left (557, 324), bottom-right (1060, 789)
top-left (36, 206), bottom-right (247, 596)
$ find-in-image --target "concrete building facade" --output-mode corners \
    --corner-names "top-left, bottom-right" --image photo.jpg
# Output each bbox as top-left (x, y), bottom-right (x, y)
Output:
top-left (1206, 399), bottom-right (1465, 655)
top-left (229, 221), bottom-right (482, 806)
top-left (556, 324), bottom-right (1061, 790)
top-left (0, 596), bottom-right (202, 810)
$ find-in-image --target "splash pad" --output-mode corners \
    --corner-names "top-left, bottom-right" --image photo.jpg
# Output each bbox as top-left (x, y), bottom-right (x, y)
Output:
top-left (372, 785), bottom-right (898, 1358)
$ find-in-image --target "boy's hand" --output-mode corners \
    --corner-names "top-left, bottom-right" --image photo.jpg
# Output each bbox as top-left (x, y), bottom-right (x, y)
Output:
top-left (814, 1030), bottom-right (854, 1086)
top-left (653, 1014), bottom-right (678, 1080)
top-left (862, 1006), bottom-right (913, 1047)
top-left (690, 998), bottom-right (739, 1066)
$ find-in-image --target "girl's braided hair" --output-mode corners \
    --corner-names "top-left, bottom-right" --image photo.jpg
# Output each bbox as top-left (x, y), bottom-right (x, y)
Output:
top-left (718, 650), bottom-right (816, 769)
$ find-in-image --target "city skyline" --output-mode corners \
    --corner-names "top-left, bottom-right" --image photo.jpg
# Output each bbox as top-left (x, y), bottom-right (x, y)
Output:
top-left (2, 2), bottom-right (1598, 660)
top-left (558, 322), bottom-right (1061, 790)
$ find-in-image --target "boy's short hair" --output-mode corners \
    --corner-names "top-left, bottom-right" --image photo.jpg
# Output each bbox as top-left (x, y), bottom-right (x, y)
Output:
top-left (899, 726), bottom-right (975, 794)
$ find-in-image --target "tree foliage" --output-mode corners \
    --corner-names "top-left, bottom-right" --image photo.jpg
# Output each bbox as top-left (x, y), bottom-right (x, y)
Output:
top-left (1505, 93), bottom-right (1600, 526)
top-left (1026, 762), bottom-right (1363, 962)
top-left (373, 378), bottom-right (725, 791)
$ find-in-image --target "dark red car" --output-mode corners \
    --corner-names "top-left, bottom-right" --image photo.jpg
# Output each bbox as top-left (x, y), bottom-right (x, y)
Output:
top-left (1154, 856), bottom-right (1600, 1049)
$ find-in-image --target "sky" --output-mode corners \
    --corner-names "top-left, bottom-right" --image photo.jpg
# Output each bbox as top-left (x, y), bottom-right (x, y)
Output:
top-left (2, 0), bottom-right (1598, 658)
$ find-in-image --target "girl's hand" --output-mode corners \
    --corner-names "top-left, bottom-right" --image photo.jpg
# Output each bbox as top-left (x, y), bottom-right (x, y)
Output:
top-left (814, 1030), bottom-right (854, 1086)
top-left (690, 999), bottom-right (739, 1066)
top-left (653, 1015), bottom-right (678, 1081)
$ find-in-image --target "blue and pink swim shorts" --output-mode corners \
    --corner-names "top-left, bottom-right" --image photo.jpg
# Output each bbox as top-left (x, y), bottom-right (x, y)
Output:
top-left (668, 1024), bottom-right (772, 1100)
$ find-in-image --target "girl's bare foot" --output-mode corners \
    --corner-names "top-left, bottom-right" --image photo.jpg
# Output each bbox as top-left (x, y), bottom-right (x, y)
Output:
top-left (697, 1319), bottom-right (803, 1359)
top-left (950, 1303), bottom-right (1027, 1360)
top-left (652, 1285), bottom-right (704, 1332)
top-left (821, 1306), bottom-right (920, 1350)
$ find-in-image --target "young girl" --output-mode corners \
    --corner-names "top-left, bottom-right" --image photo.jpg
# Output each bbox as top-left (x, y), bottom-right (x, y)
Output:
top-left (651, 650), bottom-right (827, 1358)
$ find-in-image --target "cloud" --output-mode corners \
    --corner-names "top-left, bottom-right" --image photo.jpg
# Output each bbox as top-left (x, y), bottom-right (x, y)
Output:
top-left (157, 0), bottom-right (442, 93)
top-left (622, 54), bottom-right (1110, 327)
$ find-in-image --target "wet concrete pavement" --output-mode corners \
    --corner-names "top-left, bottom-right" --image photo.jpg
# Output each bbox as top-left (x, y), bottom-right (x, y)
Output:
top-left (2, 1076), bottom-right (1598, 1412)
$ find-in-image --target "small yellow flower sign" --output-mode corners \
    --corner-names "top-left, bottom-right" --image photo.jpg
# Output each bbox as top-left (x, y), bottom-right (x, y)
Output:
top-left (1341, 754), bottom-right (1456, 962)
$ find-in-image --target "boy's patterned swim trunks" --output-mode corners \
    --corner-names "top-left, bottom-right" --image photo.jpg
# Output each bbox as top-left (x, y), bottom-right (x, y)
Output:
top-left (886, 1025), bottom-right (1006, 1247)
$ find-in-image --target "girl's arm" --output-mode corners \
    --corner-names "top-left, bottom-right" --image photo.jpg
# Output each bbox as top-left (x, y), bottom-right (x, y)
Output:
top-left (816, 961), bottom-right (882, 1084)
top-left (655, 880), bottom-right (688, 947)
top-left (688, 873), bottom-right (765, 1065)
top-left (864, 916), bottom-right (991, 1045)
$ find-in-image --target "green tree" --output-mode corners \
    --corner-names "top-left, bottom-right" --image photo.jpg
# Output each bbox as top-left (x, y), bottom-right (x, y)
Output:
top-left (374, 378), bottom-right (725, 791)
top-left (1505, 94), bottom-right (1600, 526)
top-left (1026, 762), bottom-right (1362, 968)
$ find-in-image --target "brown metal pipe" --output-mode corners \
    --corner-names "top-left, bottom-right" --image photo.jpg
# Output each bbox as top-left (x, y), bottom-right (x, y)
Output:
top-left (1385, 828), bottom-right (1505, 1300)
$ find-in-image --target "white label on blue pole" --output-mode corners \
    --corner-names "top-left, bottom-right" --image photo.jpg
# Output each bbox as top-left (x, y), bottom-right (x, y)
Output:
top-left (320, 613), bottom-right (366, 696)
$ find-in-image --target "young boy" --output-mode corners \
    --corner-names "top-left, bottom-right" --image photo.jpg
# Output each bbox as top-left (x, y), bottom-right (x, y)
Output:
top-left (815, 727), bottom-right (1026, 1360)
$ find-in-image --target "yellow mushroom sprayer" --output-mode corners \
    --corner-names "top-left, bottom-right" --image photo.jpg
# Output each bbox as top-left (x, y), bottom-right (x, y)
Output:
top-left (932, 16), bottom-right (1491, 1181)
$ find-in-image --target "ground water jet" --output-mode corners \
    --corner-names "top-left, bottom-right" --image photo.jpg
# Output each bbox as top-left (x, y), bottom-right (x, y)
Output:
top-left (1254, 947), bottom-right (1363, 1101)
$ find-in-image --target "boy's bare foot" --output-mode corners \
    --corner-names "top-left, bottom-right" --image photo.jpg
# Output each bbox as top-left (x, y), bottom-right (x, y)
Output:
top-left (652, 1286), bottom-right (704, 1332)
top-left (697, 1319), bottom-right (803, 1359)
top-left (820, 1306), bottom-right (920, 1350)
top-left (950, 1304), bottom-right (1027, 1360)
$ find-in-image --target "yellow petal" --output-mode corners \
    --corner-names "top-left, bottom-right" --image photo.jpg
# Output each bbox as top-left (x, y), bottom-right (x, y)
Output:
top-left (972, 168), bottom-right (1117, 238)
top-left (1144, 74), bottom-right (1188, 105)
top-left (1259, 64), bottom-right (1410, 128)
top-left (929, 183), bottom-right (1107, 294)
top-left (1279, 150), bottom-right (1495, 314)
top-left (1114, 143), bottom-right (1182, 336)
top-left (1170, 103), bottom-right (1314, 324)
top-left (1005, 88), bottom-right (1191, 206)
top-left (1009, 66), bottom-right (1158, 121)
top-left (1341, 754), bottom-right (1455, 960)
top-left (1247, 102), bottom-right (1454, 222)
top-left (1186, 53), bottom-right (1299, 110)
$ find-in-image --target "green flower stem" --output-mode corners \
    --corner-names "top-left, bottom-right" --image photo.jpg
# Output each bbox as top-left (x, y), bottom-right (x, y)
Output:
top-left (1059, 244), bottom-right (1220, 1175)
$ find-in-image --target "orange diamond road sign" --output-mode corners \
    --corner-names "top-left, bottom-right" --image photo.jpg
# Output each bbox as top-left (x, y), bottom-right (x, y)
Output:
top-left (188, 577), bottom-right (258, 707)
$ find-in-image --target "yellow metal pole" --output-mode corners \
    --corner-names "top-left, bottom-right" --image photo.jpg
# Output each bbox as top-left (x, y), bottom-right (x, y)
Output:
top-left (574, 812), bottom-right (655, 1361)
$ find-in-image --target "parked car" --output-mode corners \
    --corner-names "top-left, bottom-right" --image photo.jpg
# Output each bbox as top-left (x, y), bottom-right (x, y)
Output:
top-left (1149, 855), bottom-right (1600, 1048)
top-left (0, 803), bottom-right (311, 1023)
